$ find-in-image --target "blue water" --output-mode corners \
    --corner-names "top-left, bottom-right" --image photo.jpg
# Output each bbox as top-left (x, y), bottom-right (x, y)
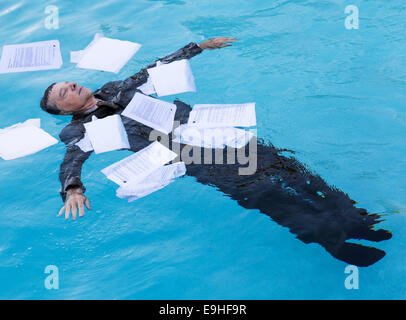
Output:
top-left (0, 0), bottom-right (405, 299)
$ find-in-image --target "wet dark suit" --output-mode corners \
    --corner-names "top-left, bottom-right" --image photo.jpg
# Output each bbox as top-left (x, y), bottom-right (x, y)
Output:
top-left (59, 42), bottom-right (391, 267)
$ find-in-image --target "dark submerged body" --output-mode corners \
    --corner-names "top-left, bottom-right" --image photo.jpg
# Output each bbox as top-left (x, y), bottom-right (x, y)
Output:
top-left (186, 141), bottom-right (392, 267)
top-left (59, 43), bottom-right (391, 267)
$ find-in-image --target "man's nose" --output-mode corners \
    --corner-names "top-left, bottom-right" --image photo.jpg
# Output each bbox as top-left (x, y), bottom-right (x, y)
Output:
top-left (70, 82), bottom-right (77, 90)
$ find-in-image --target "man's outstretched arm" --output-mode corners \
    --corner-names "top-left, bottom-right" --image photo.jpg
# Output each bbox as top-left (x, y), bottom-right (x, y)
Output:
top-left (94, 37), bottom-right (237, 106)
top-left (58, 122), bottom-right (93, 220)
top-left (144, 37), bottom-right (237, 67)
top-left (119, 37), bottom-right (238, 93)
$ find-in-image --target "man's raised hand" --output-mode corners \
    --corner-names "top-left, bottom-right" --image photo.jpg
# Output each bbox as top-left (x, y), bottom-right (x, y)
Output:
top-left (198, 37), bottom-right (237, 50)
top-left (58, 188), bottom-right (91, 221)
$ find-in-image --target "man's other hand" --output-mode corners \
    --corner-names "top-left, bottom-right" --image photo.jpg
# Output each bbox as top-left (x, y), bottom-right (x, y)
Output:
top-left (58, 188), bottom-right (91, 220)
top-left (198, 37), bottom-right (237, 50)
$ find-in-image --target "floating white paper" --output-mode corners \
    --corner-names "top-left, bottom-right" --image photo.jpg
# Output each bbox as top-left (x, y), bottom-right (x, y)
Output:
top-left (187, 103), bottom-right (256, 128)
top-left (137, 76), bottom-right (156, 95)
top-left (116, 161), bottom-right (186, 202)
top-left (227, 129), bottom-right (255, 148)
top-left (173, 125), bottom-right (234, 148)
top-left (122, 92), bottom-right (176, 134)
top-left (84, 115), bottom-right (130, 154)
top-left (101, 141), bottom-right (178, 186)
top-left (0, 119), bottom-right (58, 160)
top-left (0, 40), bottom-right (62, 73)
top-left (147, 59), bottom-right (196, 97)
top-left (173, 124), bottom-right (254, 149)
top-left (70, 33), bottom-right (103, 64)
top-left (75, 130), bottom-right (93, 152)
top-left (76, 36), bottom-right (141, 73)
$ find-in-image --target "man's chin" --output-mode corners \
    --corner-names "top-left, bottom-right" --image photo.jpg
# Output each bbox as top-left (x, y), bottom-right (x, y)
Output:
top-left (87, 90), bottom-right (95, 102)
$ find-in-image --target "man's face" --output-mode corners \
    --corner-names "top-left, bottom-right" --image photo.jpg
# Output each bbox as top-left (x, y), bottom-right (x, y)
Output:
top-left (48, 81), bottom-right (94, 114)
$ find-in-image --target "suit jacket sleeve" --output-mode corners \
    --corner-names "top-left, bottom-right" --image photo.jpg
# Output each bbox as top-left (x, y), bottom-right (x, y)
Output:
top-left (59, 121), bottom-right (93, 202)
top-left (145, 41), bottom-right (203, 68)
top-left (121, 42), bottom-right (203, 94)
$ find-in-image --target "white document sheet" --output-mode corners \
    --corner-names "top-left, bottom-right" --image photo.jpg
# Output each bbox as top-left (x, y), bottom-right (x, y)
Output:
top-left (136, 76), bottom-right (156, 95)
top-left (75, 130), bottom-right (93, 152)
top-left (122, 92), bottom-right (176, 134)
top-left (70, 33), bottom-right (103, 64)
top-left (83, 115), bottom-right (130, 154)
top-left (187, 103), bottom-right (256, 128)
top-left (0, 119), bottom-right (58, 160)
top-left (225, 128), bottom-right (255, 148)
top-left (173, 125), bottom-right (254, 149)
top-left (116, 161), bottom-right (186, 202)
top-left (101, 141), bottom-right (178, 186)
top-left (0, 40), bottom-right (62, 73)
top-left (76, 36), bottom-right (141, 73)
top-left (147, 59), bottom-right (196, 97)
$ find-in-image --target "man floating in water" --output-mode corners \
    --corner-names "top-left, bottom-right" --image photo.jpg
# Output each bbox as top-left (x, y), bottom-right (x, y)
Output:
top-left (40, 37), bottom-right (391, 267)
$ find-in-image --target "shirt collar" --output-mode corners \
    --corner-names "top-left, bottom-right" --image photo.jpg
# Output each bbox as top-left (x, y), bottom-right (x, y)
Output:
top-left (81, 104), bottom-right (99, 115)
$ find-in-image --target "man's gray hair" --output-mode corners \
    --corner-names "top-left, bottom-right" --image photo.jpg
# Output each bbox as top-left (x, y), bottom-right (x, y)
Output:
top-left (40, 83), bottom-right (62, 115)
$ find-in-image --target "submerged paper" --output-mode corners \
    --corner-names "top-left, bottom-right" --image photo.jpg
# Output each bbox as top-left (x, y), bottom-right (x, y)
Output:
top-left (0, 40), bottom-right (62, 73)
top-left (101, 141), bottom-right (178, 186)
top-left (147, 59), bottom-right (196, 97)
top-left (0, 119), bottom-right (58, 160)
top-left (70, 51), bottom-right (84, 64)
top-left (83, 115), bottom-right (130, 154)
top-left (116, 161), bottom-right (186, 202)
top-left (122, 92), bottom-right (176, 134)
top-left (173, 124), bottom-right (254, 149)
top-left (187, 103), bottom-right (256, 128)
top-left (76, 36), bottom-right (141, 73)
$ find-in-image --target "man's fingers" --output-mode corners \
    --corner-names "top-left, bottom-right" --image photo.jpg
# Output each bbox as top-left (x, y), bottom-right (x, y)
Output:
top-left (214, 40), bottom-right (235, 48)
top-left (202, 37), bottom-right (237, 50)
top-left (212, 44), bottom-right (232, 49)
top-left (78, 201), bottom-right (85, 218)
top-left (84, 198), bottom-right (92, 211)
top-left (216, 37), bottom-right (238, 43)
top-left (59, 198), bottom-right (89, 220)
top-left (65, 203), bottom-right (71, 220)
top-left (72, 201), bottom-right (78, 220)
top-left (58, 206), bottom-right (65, 217)
top-left (215, 36), bottom-right (237, 41)
top-left (222, 37), bottom-right (238, 42)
